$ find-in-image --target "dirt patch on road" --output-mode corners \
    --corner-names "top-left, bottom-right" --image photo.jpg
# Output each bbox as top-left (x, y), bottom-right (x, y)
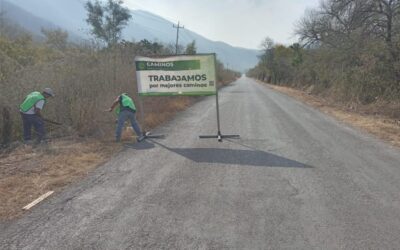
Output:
top-left (268, 84), bottom-right (400, 148)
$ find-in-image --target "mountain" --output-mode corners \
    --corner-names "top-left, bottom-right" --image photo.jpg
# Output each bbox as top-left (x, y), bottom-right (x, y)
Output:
top-left (3, 0), bottom-right (259, 72)
top-left (1, 1), bottom-right (58, 38)
top-left (127, 10), bottom-right (260, 72)
top-left (1, 1), bottom-right (83, 41)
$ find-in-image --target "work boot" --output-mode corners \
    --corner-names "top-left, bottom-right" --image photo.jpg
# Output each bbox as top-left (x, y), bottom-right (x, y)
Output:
top-left (137, 135), bottom-right (145, 142)
top-left (23, 140), bottom-right (34, 146)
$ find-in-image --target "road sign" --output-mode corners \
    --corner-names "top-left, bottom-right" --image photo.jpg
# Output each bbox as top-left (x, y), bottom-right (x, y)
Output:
top-left (135, 54), bottom-right (217, 96)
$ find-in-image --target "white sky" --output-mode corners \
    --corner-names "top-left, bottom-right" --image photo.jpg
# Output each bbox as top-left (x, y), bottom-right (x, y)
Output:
top-left (124, 0), bottom-right (320, 49)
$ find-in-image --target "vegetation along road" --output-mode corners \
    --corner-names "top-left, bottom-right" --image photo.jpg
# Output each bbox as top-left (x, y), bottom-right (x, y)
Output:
top-left (1, 76), bottom-right (400, 249)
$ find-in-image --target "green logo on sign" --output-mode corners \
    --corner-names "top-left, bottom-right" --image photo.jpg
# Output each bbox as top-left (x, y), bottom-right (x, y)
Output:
top-left (138, 62), bottom-right (146, 70)
top-left (135, 60), bottom-right (201, 71)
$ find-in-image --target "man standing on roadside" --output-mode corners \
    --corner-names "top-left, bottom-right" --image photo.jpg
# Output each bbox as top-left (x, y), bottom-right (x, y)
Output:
top-left (107, 93), bottom-right (145, 142)
top-left (19, 88), bottom-right (55, 144)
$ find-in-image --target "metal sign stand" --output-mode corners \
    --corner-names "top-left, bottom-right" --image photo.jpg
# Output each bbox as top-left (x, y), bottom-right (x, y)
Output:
top-left (199, 90), bottom-right (240, 142)
top-left (139, 96), bottom-right (165, 140)
top-left (199, 55), bottom-right (240, 142)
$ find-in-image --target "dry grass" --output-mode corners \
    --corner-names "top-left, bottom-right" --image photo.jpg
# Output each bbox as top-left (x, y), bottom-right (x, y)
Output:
top-left (0, 51), bottom-right (235, 220)
top-left (267, 83), bottom-right (400, 147)
top-left (0, 138), bottom-right (121, 220)
top-left (142, 96), bottom-right (194, 129)
top-left (0, 95), bottom-right (197, 221)
top-left (0, 30), bottom-right (241, 221)
top-left (0, 102), bottom-right (184, 221)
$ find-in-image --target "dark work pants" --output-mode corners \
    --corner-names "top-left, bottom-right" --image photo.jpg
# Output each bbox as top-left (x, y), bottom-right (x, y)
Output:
top-left (20, 113), bottom-right (45, 142)
top-left (116, 110), bottom-right (142, 141)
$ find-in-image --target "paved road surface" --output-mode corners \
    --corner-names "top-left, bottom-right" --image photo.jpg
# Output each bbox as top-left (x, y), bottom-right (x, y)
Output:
top-left (1, 77), bottom-right (400, 249)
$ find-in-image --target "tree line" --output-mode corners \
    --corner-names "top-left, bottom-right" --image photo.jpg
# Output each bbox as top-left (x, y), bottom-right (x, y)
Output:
top-left (248, 0), bottom-right (400, 107)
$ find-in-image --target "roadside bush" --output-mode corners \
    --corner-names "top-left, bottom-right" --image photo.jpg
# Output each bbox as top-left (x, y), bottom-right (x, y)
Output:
top-left (248, 0), bottom-right (400, 118)
top-left (0, 31), bottom-right (239, 145)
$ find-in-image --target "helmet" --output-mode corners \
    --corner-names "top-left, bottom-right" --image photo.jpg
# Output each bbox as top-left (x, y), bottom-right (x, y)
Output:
top-left (43, 88), bottom-right (55, 97)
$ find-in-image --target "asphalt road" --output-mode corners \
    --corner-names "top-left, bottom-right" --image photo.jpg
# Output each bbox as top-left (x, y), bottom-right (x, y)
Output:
top-left (1, 76), bottom-right (400, 249)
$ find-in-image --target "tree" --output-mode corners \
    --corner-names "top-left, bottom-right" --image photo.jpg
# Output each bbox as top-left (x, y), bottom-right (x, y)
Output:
top-left (260, 37), bottom-right (274, 52)
top-left (295, 0), bottom-right (400, 95)
top-left (370, 0), bottom-right (400, 61)
top-left (0, 9), bottom-right (5, 36)
top-left (166, 43), bottom-right (184, 55)
top-left (185, 40), bottom-right (197, 55)
top-left (41, 28), bottom-right (68, 50)
top-left (136, 39), bottom-right (164, 55)
top-left (290, 43), bottom-right (303, 67)
top-left (85, 0), bottom-right (132, 47)
top-left (258, 37), bottom-right (275, 82)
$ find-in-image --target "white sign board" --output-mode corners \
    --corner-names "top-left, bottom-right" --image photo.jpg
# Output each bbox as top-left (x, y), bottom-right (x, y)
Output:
top-left (135, 54), bottom-right (217, 96)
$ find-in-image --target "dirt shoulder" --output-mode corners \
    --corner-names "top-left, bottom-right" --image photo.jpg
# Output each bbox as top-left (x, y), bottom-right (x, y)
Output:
top-left (0, 99), bottom-right (190, 221)
top-left (0, 79), bottom-right (240, 221)
top-left (0, 137), bottom-right (122, 220)
top-left (266, 83), bottom-right (400, 148)
top-left (0, 103), bottom-right (190, 221)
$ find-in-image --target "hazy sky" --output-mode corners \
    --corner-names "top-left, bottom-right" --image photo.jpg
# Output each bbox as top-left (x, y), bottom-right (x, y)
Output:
top-left (124, 0), bottom-right (320, 49)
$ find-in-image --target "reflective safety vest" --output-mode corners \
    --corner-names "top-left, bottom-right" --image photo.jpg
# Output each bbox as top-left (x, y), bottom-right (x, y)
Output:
top-left (20, 91), bottom-right (46, 112)
top-left (116, 93), bottom-right (136, 114)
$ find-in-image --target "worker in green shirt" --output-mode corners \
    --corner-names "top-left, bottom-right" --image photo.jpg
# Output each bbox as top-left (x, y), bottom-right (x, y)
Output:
top-left (107, 93), bottom-right (145, 142)
top-left (19, 88), bottom-right (55, 143)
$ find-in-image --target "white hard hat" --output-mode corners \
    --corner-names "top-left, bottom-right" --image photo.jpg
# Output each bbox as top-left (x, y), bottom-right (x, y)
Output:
top-left (43, 88), bottom-right (55, 97)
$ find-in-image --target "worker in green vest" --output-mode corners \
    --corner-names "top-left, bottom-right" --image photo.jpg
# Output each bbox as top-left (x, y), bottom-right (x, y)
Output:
top-left (19, 88), bottom-right (55, 143)
top-left (107, 93), bottom-right (145, 142)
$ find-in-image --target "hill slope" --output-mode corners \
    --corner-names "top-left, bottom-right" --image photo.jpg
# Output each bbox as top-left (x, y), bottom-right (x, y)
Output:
top-left (1, 1), bottom-right (57, 38)
top-left (5, 0), bottom-right (259, 71)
